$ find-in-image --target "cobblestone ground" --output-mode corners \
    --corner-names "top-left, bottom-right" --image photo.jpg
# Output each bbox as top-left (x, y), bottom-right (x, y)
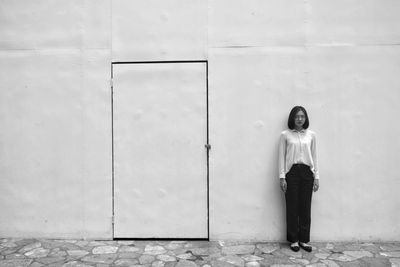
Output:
top-left (1, 239), bottom-right (400, 267)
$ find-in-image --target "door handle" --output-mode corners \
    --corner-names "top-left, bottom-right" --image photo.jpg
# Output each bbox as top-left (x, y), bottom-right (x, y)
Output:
top-left (205, 144), bottom-right (211, 150)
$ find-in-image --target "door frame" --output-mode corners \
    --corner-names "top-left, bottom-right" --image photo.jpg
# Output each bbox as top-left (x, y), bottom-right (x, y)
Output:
top-left (111, 60), bottom-right (209, 240)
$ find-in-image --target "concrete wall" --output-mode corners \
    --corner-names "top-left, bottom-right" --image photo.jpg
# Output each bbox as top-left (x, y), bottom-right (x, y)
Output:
top-left (1, 0), bottom-right (400, 240)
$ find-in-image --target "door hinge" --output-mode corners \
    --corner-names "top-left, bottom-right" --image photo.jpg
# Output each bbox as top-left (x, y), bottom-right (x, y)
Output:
top-left (112, 215), bottom-right (115, 224)
top-left (110, 78), bottom-right (113, 88)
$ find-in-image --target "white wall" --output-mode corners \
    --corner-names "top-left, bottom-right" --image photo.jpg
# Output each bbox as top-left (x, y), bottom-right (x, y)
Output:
top-left (1, 0), bottom-right (400, 240)
top-left (207, 0), bottom-right (400, 241)
top-left (0, 0), bottom-right (112, 238)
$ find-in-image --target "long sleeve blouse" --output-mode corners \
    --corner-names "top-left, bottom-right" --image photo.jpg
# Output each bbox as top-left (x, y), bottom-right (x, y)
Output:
top-left (278, 129), bottom-right (319, 179)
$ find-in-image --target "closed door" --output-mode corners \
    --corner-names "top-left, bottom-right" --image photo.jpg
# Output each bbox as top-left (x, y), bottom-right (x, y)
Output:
top-left (113, 62), bottom-right (208, 238)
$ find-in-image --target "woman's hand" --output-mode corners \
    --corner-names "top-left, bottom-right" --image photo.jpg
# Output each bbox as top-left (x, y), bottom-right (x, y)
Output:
top-left (280, 178), bottom-right (287, 193)
top-left (313, 179), bottom-right (319, 192)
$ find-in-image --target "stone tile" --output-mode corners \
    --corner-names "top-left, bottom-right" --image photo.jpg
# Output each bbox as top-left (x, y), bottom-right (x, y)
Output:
top-left (334, 260), bottom-right (365, 267)
top-left (134, 240), bottom-right (157, 247)
top-left (379, 243), bottom-right (400, 251)
top-left (139, 254), bottom-right (156, 264)
top-left (36, 256), bottom-right (65, 264)
top-left (209, 260), bottom-right (235, 267)
top-left (176, 253), bottom-right (196, 261)
top-left (175, 260), bottom-right (198, 267)
top-left (314, 253), bottom-right (330, 259)
top-left (157, 254), bottom-right (177, 262)
top-left (342, 250), bottom-right (372, 259)
top-left (75, 241), bottom-right (89, 247)
top-left (275, 247), bottom-right (303, 258)
top-left (49, 242), bottom-right (81, 251)
top-left (29, 262), bottom-right (44, 267)
top-left (114, 258), bottom-right (140, 266)
top-left (144, 245), bottom-right (167, 255)
top-left (24, 248), bottom-right (50, 258)
top-left (0, 249), bottom-right (18, 256)
top-left (92, 246), bottom-right (118, 254)
top-left (0, 242), bottom-right (18, 248)
top-left (19, 242), bottom-right (42, 253)
top-left (62, 261), bottom-right (94, 267)
top-left (88, 241), bottom-right (108, 247)
top-left (305, 263), bottom-right (327, 267)
top-left (5, 253), bottom-right (26, 259)
top-left (290, 258), bottom-right (309, 265)
top-left (14, 239), bottom-right (36, 247)
top-left (359, 257), bottom-right (390, 267)
top-left (67, 250), bottom-right (89, 257)
top-left (81, 254), bottom-right (118, 264)
top-left (166, 243), bottom-right (184, 250)
top-left (222, 245), bottom-right (255, 255)
top-left (195, 259), bottom-right (207, 266)
top-left (325, 244), bottom-right (335, 250)
top-left (241, 255), bottom-right (264, 262)
top-left (327, 253), bottom-right (355, 262)
top-left (50, 250), bottom-right (67, 257)
top-left (152, 260), bottom-right (166, 267)
top-left (191, 247), bottom-right (220, 256)
top-left (269, 264), bottom-right (301, 267)
top-left (245, 262), bottom-right (260, 267)
top-left (256, 243), bottom-right (280, 254)
top-left (332, 243), bottom-right (363, 252)
top-left (117, 241), bottom-right (135, 246)
top-left (201, 252), bottom-right (223, 262)
top-left (119, 245), bottom-right (141, 253)
top-left (184, 241), bottom-right (210, 249)
top-left (218, 255), bottom-right (245, 266)
top-left (170, 248), bottom-right (188, 255)
top-left (259, 254), bottom-right (293, 266)
top-left (118, 252), bottom-right (141, 259)
top-left (0, 259), bottom-right (33, 267)
top-left (358, 243), bottom-right (381, 253)
top-left (62, 240), bottom-right (78, 244)
top-left (302, 252), bottom-right (318, 262)
top-left (321, 260), bottom-right (340, 267)
top-left (379, 251), bottom-right (400, 257)
top-left (390, 258), bottom-right (400, 267)
top-left (164, 262), bottom-right (178, 267)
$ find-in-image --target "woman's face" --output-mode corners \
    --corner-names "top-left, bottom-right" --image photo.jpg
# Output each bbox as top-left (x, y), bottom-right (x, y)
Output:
top-left (294, 110), bottom-right (306, 129)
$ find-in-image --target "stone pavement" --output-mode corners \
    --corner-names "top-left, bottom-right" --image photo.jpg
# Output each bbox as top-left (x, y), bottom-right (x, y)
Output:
top-left (1, 239), bottom-right (400, 267)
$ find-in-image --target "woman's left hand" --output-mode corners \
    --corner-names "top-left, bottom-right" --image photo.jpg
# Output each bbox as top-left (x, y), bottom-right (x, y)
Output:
top-left (313, 179), bottom-right (319, 192)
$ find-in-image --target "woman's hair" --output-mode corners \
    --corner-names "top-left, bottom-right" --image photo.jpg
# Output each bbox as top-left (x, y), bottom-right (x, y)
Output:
top-left (288, 106), bottom-right (309, 129)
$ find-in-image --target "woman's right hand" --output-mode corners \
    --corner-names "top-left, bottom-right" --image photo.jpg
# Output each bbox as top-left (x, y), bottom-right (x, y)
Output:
top-left (280, 178), bottom-right (287, 193)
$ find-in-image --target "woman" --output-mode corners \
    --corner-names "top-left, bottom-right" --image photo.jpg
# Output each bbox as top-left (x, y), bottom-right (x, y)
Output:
top-left (279, 106), bottom-right (319, 252)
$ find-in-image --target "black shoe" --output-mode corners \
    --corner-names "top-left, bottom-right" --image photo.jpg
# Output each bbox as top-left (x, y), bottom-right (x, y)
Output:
top-left (290, 243), bottom-right (300, 252)
top-left (299, 242), bottom-right (312, 252)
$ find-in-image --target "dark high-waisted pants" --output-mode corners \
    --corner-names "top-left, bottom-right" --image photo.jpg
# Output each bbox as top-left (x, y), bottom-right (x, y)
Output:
top-left (285, 163), bottom-right (314, 243)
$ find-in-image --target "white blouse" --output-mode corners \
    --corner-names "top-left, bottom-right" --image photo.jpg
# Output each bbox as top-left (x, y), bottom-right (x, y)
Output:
top-left (279, 129), bottom-right (319, 179)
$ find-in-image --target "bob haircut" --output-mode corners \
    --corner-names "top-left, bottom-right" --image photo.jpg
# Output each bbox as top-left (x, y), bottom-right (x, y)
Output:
top-left (288, 106), bottom-right (310, 130)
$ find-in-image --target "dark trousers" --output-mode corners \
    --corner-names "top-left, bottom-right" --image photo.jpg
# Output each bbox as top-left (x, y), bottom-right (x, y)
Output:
top-left (285, 164), bottom-right (314, 243)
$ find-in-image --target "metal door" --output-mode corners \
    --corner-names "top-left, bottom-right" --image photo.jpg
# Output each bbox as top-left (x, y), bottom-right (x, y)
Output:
top-left (112, 62), bottom-right (208, 238)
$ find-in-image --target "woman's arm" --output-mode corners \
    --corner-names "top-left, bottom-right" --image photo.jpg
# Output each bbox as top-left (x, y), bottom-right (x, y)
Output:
top-left (311, 132), bottom-right (320, 192)
top-left (311, 132), bottom-right (319, 180)
top-left (278, 132), bottom-right (286, 179)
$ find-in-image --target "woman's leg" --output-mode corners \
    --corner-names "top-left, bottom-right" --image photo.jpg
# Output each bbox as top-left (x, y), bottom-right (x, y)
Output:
top-left (285, 170), bottom-right (300, 243)
top-left (298, 167), bottom-right (314, 243)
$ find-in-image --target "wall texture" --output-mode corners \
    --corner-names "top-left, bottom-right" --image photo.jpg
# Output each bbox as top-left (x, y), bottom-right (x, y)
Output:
top-left (0, 0), bottom-right (399, 240)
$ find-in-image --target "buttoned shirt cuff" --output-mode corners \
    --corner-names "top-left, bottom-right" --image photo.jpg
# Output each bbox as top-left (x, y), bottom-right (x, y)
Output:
top-left (279, 173), bottom-right (286, 179)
